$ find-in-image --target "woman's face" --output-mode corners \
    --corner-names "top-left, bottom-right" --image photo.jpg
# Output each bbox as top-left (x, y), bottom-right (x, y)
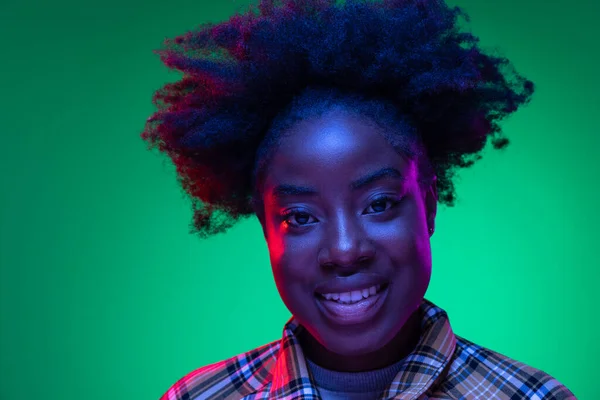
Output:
top-left (259, 109), bottom-right (437, 359)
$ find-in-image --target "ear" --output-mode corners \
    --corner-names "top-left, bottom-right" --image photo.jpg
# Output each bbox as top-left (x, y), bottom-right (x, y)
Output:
top-left (424, 177), bottom-right (438, 236)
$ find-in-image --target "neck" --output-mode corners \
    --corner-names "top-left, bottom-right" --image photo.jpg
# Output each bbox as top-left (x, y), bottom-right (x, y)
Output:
top-left (298, 308), bottom-right (422, 372)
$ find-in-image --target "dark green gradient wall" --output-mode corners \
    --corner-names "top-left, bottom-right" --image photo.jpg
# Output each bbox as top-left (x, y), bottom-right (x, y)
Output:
top-left (0, 0), bottom-right (597, 398)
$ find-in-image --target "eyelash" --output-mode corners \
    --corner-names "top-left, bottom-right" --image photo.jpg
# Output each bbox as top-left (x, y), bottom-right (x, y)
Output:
top-left (281, 195), bottom-right (402, 228)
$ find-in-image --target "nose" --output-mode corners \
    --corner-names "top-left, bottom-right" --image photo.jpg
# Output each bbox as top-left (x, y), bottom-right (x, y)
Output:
top-left (317, 213), bottom-right (375, 269)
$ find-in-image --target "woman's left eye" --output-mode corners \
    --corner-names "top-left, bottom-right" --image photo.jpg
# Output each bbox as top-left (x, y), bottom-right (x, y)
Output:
top-left (364, 196), bottom-right (400, 214)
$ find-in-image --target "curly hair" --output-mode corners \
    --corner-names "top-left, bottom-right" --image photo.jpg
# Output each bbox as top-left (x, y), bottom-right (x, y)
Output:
top-left (140, 0), bottom-right (534, 238)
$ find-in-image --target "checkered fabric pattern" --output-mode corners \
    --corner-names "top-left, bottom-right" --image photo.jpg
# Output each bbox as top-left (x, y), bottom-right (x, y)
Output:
top-left (160, 299), bottom-right (576, 399)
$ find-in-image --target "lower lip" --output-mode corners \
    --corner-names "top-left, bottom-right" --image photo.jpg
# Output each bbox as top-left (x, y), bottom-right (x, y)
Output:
top-left (315, 285), bottom-right (389, 326)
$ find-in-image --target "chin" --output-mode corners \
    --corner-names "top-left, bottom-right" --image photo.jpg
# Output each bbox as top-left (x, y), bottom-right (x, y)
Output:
top-left (321, 321), bottom-right (395, 355)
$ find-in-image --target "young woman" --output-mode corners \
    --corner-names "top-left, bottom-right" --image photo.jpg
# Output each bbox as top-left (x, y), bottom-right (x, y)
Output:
top-left (142, 0), bottom-right (576, 398)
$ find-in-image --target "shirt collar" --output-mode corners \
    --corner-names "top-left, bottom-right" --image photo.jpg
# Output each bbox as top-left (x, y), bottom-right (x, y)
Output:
top-left (268, 298), bottom-right (457, 399)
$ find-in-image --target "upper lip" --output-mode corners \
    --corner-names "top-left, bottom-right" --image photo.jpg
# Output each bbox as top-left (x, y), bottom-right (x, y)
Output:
top-left (314, 273), bottom-right (389, 295)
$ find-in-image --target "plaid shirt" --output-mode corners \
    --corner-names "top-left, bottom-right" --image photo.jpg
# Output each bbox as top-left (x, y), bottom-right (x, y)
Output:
top-left (160, 299), bottom-right (576, 399)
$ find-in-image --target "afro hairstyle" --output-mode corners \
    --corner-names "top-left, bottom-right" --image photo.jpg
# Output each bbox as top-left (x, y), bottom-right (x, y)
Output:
top-left (141, 0), bottom-right (534, 238)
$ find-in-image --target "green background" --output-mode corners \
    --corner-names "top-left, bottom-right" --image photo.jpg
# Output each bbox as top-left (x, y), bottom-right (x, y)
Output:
top-left (0, 0), bottom-right (597, 398)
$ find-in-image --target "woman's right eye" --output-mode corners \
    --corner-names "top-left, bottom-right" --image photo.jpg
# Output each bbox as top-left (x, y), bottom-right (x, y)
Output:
top-left (283, 211), bottom-right (316, 227)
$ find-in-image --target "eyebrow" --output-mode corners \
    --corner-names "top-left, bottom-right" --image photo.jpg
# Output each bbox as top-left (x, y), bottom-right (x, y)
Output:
top-left (271, 167), bottom-right (403, 199)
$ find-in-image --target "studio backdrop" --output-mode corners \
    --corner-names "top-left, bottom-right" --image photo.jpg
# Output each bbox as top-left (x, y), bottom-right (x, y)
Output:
top-left (0, 0), bottom-right (597, 399)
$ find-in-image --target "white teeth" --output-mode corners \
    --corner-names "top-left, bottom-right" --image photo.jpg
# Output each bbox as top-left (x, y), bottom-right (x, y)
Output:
top-left (321, 284), bottom-right (383, 304)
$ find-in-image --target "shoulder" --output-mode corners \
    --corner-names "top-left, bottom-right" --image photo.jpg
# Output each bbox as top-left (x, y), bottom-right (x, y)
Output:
top-left (159, 340), bottom-right (281, 400)
top-left (439, 334), bottom-right (576, 399)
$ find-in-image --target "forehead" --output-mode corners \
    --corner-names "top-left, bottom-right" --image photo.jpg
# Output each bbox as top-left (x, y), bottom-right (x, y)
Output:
top-left (262, 111), bottom-right (416, 196)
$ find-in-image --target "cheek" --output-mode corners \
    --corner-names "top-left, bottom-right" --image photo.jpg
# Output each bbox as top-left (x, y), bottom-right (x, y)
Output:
top-left (266, 234), bottom-right (285, 267)
top-left (391, 229), bottom-right (432, 302)
top-left (265, 224), bottom-right (316, 300)
top-left (371, 210), bottom-right (428, 253)
top-left (270, 248), bottom-right (318, 319)
top-left (371, 204), bottom-right (432, 280)
top-left (402, 226), bottom-right (431, 272)
top-left (264, 216), bottom-right (287, 265)
top-left (414, 234), bottom-right (432, 267)
top-left (391, 195), bottom-right (431, 259)
top-left (382, 229), bottom-right (431, 279)
top-left (274, 238), bottom-right (317, 285)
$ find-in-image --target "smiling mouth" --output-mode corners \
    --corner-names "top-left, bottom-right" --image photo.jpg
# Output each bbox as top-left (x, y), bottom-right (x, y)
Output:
top-left (315, 283), bottom-right (389, 325)
top-left (317, 283), bottom-right (388, 304)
